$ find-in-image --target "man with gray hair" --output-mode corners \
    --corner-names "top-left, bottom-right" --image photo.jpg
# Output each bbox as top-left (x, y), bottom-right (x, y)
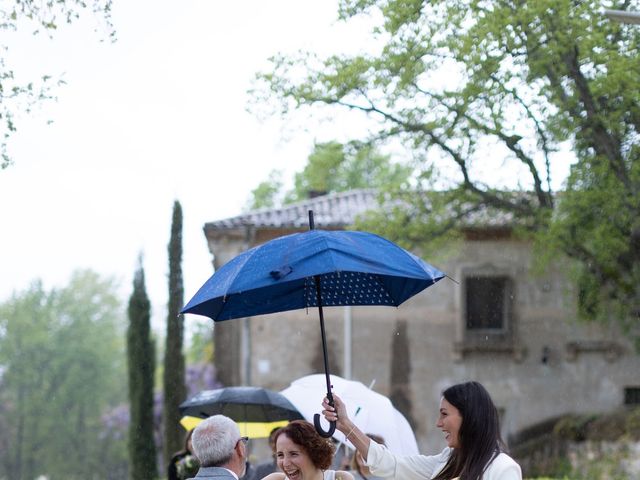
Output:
top-left (188, 415), bottom-right (248, 479)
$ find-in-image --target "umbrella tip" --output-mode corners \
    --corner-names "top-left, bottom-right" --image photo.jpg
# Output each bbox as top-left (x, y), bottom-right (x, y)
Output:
top-left (445, 274), bottom-right (460, 285)
top-left (308, 210), bottom-right (315, 230)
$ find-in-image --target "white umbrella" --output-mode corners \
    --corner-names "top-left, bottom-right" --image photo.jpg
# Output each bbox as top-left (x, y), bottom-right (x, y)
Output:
top-left (280, 374), bottom-right (419, 455)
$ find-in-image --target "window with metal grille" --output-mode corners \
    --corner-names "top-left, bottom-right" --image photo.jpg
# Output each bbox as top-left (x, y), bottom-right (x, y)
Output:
top-left (465, 276), bottom-right (508, 330)
top-left (453, 270), bottom-right (519, 360)
top-left (624, 387), bottom-right (640, 405)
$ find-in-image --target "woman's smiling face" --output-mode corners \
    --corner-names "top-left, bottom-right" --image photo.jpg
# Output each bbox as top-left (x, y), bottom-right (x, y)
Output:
top-left (436, 397), bottom-right (463, 448)
top-left (276, 433), bottom-right (317, 480)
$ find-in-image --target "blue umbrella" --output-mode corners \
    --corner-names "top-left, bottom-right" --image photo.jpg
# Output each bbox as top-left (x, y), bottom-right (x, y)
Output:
top-left (182, 211), bottom-right (445, 436)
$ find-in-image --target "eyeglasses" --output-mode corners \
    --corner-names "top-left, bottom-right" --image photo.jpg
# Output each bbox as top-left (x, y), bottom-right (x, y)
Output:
top-left (238, 436), bottom-right (249, 445)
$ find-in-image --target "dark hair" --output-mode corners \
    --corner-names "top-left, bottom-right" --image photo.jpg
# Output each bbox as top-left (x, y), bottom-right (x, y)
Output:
top-left (173, 429), bottom-right (195, 457)
top-left (168, 429), bottom-right (198, 480)
top-left (433, 381), bottom-right (505, 480)
top-left (268, 426), bottom-right (281, 451)
top-left (274, 420), bottom-right (335, 470)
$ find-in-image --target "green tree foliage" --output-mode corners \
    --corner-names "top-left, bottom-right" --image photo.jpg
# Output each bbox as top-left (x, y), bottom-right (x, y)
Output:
top-left (288, 141), bottom-right (412, 202)
top-left (0, 0), bottom-right (114, 168)
top-left (163, 200), bottom-right (187, 464)
top-left (246, 169), bottom-right (284, 210)
top-left (126, 259), bottom-right (158, 480)
top-left (0, 270), bottom-right (127, 479)
top-left (248, 141), bottom-right (412, 208)
top-left (186, 321), bottom-right (215, 364)
top-left (252, 0), bottom-right (640, 336)
top-left (290, 141), bottom-right (345, 201)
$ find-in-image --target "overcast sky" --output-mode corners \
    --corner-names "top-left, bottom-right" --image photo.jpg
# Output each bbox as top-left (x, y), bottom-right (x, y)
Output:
top-left (0, 1), bottom-right (575, 335)
top-left (0, 1), bottom-right (374, 330)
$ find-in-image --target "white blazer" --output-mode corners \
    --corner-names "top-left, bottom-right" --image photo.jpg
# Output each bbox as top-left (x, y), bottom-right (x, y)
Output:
top-left (366, 442), bottom-right (522, 480)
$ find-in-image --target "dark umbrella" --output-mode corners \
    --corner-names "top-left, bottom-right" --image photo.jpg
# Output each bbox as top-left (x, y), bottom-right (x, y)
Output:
top-left (179, 386), bottom-right (303, 438)
top-left (182, 211), bottom-right (445, 436)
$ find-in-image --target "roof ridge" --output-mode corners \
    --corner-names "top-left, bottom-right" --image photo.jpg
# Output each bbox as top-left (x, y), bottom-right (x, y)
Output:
top-left (205, 189), bottom-right (379, 230)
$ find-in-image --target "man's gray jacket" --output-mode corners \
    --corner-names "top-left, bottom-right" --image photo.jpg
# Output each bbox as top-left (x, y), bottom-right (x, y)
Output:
top-left (188, 466), bottom-right (237, 479)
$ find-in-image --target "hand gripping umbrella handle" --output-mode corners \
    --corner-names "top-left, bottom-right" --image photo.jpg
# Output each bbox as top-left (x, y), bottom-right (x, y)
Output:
top-left (314, 390), bottom-right (336, 438)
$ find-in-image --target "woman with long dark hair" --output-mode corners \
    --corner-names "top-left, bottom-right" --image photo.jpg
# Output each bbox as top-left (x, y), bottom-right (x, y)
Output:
top-left (322, 381), bottom-right (521, 480)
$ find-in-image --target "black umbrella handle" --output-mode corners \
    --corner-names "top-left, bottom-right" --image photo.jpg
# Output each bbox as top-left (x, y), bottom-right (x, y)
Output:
top-left (314, 389), bottom-right (335, 438)
top-left (314, 413), bottom-right (336, 438)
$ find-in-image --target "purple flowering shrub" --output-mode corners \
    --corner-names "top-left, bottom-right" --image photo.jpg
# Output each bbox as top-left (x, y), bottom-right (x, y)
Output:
top-left (100, 361), bottom-right (222, 474)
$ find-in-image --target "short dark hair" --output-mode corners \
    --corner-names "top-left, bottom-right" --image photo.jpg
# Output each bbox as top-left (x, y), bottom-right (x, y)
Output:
top-left (274, 420), bottom-right (335, 470)
top-left (268, 426), bottom-right (281, 452)
top-left (434, 381), bottom-right (505, 480)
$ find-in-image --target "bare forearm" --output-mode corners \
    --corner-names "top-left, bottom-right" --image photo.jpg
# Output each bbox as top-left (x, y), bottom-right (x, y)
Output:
top-left (340, 421), bottom-right (371, 462)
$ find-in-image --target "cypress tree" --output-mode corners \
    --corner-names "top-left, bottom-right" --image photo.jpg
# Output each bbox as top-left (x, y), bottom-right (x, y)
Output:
top-left (127, 257), bottom-right (158, 480)
top-left (163, 200), bottom-right (187, 463)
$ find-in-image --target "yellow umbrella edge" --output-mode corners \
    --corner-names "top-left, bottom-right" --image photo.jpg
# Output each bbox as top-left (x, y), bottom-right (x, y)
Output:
top-left (180, 416), bottom-right (289, 439)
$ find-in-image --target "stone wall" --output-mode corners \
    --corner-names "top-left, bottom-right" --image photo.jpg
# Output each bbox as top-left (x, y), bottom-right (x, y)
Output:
top-left (511, 408), bottom-right (640, 478)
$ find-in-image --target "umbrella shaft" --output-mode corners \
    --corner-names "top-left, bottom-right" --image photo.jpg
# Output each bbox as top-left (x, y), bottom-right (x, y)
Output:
top-left (314, 276), bottom-right (334, 405)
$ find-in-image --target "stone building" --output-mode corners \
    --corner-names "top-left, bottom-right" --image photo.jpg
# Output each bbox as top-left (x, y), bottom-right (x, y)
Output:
top-left (196, 189), bottom-right (640, 453)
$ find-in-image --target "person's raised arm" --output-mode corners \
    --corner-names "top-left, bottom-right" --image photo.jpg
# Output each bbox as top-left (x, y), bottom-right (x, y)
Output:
top-left (321, 393), bottom-right (372, 462)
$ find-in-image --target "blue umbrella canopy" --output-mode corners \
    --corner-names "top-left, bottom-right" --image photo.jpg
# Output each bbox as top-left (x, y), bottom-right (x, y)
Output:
top-left (181, 229), bottom-right (445, 320)
top-left (182, 217), bottom-right (446, 438)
